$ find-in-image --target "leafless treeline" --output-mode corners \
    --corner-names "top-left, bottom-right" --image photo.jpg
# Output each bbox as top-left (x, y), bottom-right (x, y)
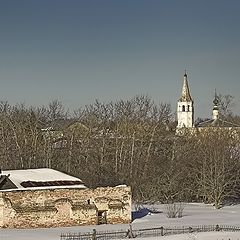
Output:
top-left (0, 96), bottom-right (240, 207)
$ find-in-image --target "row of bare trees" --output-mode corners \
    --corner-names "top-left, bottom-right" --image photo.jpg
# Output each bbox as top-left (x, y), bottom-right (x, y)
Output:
top-left (0, 96), bottom-right (240, 207)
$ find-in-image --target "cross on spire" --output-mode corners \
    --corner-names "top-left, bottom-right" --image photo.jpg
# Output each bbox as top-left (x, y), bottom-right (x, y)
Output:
top-left (184, 69), bottom-right (187, 77)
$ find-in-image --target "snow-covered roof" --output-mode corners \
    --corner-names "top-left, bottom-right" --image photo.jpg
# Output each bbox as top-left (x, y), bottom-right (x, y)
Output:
top-left (196, 118), bottom-right (240, 128)
top-left (1, 168), bottom-right (87, 191)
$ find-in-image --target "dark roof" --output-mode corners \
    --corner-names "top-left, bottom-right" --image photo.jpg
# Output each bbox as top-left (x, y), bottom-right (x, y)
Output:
top-left (21, 180), bottom-right (83, 188)
top-left (0, 175), bottom-right (18, 190)
top-left (44, 119), bottom-right (77, 131)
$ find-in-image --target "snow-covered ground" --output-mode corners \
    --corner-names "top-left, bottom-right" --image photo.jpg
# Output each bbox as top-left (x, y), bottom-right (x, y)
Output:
top-left (1, 203), bottom-right (240, 240)
top-left (134, 232), bottom-right (240, 240)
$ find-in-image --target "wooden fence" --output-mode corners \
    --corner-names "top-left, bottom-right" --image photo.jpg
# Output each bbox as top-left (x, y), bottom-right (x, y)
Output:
top-left (60, 224), bottom-right (240, 240)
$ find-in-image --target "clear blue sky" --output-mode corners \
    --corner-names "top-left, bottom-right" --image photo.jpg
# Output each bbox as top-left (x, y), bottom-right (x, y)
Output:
top-left (0, 0), bottom-right (240, 118)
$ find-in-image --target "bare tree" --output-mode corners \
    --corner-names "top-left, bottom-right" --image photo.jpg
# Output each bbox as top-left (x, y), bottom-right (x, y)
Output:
top-left (184, 129), bottom-right (240, 208)
top-left (217, 94), bottom-right (234, 118)
top-left (47, 99), bottom-right (68, 122)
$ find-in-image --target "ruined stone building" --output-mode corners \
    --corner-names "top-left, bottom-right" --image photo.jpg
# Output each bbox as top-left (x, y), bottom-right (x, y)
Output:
top-left (0, 168), bottom-right (131, 228)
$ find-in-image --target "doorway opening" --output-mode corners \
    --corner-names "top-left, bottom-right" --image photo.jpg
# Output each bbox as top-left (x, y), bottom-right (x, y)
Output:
top-left (97, 210), bottom-right (107, 224)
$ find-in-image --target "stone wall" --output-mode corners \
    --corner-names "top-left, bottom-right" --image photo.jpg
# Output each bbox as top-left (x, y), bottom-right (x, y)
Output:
top-left (0, 186), bottom-right (131, 228)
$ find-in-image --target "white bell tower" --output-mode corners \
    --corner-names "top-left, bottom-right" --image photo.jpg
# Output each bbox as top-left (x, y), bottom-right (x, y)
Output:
top-left (177, 71), bottom-right (194, 128)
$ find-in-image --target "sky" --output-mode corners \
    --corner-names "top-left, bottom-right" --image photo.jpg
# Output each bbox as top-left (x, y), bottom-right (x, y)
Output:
top-left (0, 0), bottom-right (240, 118)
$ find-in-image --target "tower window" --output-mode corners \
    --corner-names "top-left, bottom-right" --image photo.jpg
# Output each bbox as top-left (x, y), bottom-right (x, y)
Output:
top-left (182, 105), bottom-right (185, 112)
top-left (187, 105), bottom-right (190, 111)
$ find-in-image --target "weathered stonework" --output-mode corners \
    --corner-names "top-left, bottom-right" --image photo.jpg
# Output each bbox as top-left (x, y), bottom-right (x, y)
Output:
top-left (0, 186), bottom-right (131, 228)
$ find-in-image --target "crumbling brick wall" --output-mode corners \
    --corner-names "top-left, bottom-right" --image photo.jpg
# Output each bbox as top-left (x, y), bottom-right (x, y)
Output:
top-left (0, 186), bottom-right (131, 228)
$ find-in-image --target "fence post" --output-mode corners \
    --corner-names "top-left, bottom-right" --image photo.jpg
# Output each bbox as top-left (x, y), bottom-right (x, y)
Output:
top-left (125, 224), bottom-right (135, 238)
top-left (92, 229), bottom-right (97, 240)
top-left (129, 223), bottom-right (134, 238)
top-left (160, 226), bottom-right (164, 236)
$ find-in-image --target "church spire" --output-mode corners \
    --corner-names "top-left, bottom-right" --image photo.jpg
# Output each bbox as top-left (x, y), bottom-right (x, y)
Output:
top-left (179, 71), bottom-right (193, 102)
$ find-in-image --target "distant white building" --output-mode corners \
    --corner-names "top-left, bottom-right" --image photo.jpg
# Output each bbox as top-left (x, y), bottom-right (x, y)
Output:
top-left (177, 72), bottom-right (239, 130)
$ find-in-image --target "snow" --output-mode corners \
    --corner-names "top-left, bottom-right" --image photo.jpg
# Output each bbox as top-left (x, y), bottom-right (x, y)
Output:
top-left (1, 203), bottom-right (240, 240)
top-left (135, 232), bottom-right (240, 240)
top-left (132, 203), bottom-right (240, 227)
top-left (1, 168), bottom-right (86, 190)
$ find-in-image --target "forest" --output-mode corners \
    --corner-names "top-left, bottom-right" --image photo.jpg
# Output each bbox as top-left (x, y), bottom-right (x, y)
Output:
top-left (0, 95), bottom-right (240, 209)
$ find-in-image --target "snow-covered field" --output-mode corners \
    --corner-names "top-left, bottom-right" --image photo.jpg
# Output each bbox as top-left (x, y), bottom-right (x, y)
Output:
top-left (1, 203), bottom-right (240, 240)
top-left (138, 232), bottom-right (240, 240)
